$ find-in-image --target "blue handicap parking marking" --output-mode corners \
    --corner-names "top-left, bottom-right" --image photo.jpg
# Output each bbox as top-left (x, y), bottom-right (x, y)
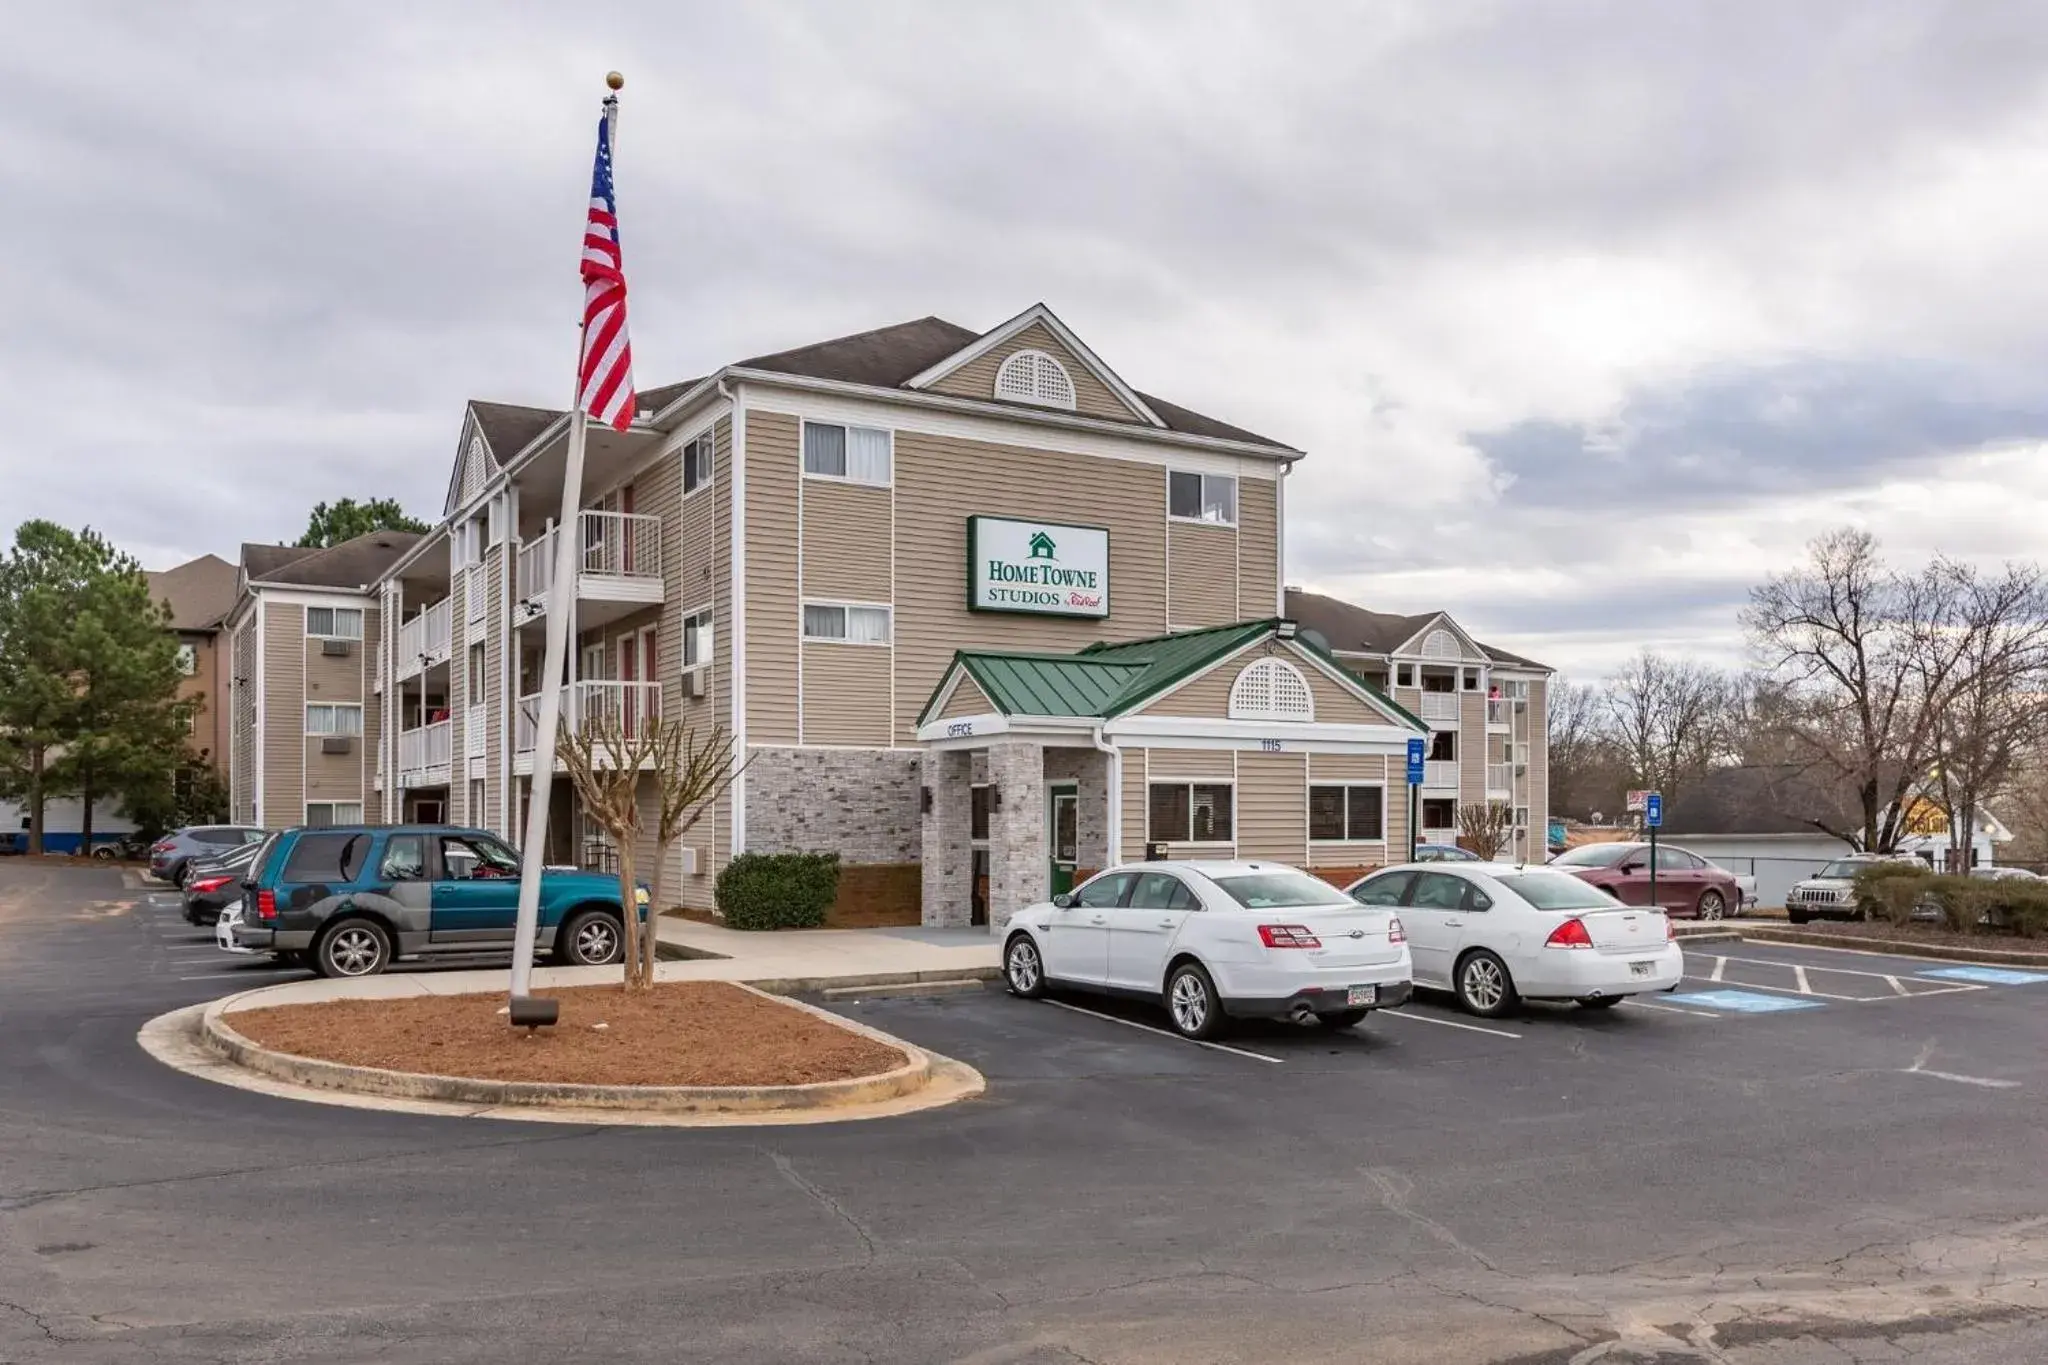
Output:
top-left (1673, 989), bottom-right (1825, 1014)
top-left (1918, 966), bottom-right (2048, 986)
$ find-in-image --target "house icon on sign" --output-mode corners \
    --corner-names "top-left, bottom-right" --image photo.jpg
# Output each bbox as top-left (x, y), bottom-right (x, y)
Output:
top-left (1027, 531), bottom-right (1057, 560)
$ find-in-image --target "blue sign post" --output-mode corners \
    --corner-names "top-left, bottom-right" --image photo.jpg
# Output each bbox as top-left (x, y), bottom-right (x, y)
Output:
top-left (1643, 792), bottom-right (1663, 909)
top-left (1406, 738), bottom-right (1426, 862)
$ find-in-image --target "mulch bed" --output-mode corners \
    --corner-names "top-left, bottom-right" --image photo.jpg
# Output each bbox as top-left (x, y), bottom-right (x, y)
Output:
top-left (1757, 918), bottom-right (2048, 955)
top-left (229, 981), bottom-right (908, 1088)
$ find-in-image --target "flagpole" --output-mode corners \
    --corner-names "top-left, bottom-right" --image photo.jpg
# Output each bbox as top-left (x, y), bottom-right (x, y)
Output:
top-left (508, 75), bottom-right (623, 1028)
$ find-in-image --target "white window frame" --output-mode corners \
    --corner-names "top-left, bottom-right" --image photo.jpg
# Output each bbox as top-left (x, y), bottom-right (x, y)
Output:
top-left (1513, 805), bottom-right (1530, 829)
top-left (1462, 667), bottom-right (1482, 691)
top-left (681, 605), bottom-right (715, 671)
top-left (1308, 783), bottom-right (1388, 843)
top-left (1395, 663), bottom-right (1415, 688)
top-left (993, 349), bottom-right (1078, 411)
top-left (1167, 469), bottom-right (1238, 527)
top-left (304, 801), bottom-right (364, 827)
top-left (175, 642), bottom-right (198, 676)
top-left (304, 607), bottom-right (364, 640)
top-left (1227, 657), bottom-right (1316, 722)
top-left (682, 431), bottom-right (716, 497)
top-left (1146, 780), bottom-right (1236, 845)
top-left (304, 703), bottom-right (364, 737)
top-left (801, 600), bottom-right (892, 646)
top-left (800, 420), bottom-right (893, 488)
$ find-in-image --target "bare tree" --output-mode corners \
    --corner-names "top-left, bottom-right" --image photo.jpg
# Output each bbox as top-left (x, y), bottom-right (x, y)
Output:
top-left (1545, 678), bottom-right (1607, 817)
top-left (1602, 651), bottom-right (1730, 800)
top-left (1458, 801), bottom-right (1513, 860)
top-left (1743, 528), bottom-right (1973, 853)
top-left (1928, 563), bottom-right (2048, 869)
top-left (557, 710), bottom-right (661, 989)
top-left (639, 718), bottom-right (748, 983)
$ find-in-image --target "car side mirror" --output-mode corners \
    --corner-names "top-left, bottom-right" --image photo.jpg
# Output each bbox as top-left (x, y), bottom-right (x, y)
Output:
top-left (1620, 860), bottom-right (1644, 874)
top-left (1052, 893), bottom-right (1073, 909)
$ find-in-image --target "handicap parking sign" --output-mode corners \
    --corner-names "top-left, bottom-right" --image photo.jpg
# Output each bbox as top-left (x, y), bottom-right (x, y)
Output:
top-left (1406, 737), bottom-right (1425, 785)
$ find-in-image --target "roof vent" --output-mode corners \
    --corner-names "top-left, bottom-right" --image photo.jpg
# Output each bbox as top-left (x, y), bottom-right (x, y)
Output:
top-left (994, 349), bottom-right (1077, 410)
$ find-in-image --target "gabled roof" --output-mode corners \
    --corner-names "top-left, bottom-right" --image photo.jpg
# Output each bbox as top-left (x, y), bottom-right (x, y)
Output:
top-left (1657, 765), bottom-right (1866, 839)
top-left (903, 302), bottom-right (1166, 430)
top-left (147, 554), bottom-right (239, 631)
top-left (471, 401), bottom-right (563, 459)
top-left (242, 531), bottom-right (421, 590)
top-left (1284, 589), bottom-right (1551, 672)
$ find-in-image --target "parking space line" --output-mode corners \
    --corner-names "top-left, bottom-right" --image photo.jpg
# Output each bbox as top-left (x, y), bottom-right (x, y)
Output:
top-left (1629, 999), bottom-right (1721, 1019)
top-left (1040, 999), bottom-right (1285, 1063)
top-left (1379, 1009), bottom-right (1521, 1039)
top-left (1710, 956), bottom-right (1727, 982)
top-left (1886, 975), bottom-right (1909, 996)
top-left (1679, 972), bottom-right (1865, 1002)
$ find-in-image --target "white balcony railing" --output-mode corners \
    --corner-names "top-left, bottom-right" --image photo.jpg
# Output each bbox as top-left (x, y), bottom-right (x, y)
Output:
top-left (1422, 827), bottom-right (1460, 849)
top-left (466, 703), bottom-right (487, 757)
top-left (398, 720), bottom-right (452, 780)
top-left (515, 529), bottom-right (553, 604)
top-left (1486, 763), bottom-right (1514, 793)
top-left (1420, 692), bottom-right (1460, 723)
top-left (395, 598), bottom-right (454, 677)
top-left (516, 511), bottom-right (663, 613)
top-left (1423, 760), bottom-right (1460, 788)
top-left (516, 681), bottom-right (664, 755)
top-left (1486, 697), bottom-right (1510, 726)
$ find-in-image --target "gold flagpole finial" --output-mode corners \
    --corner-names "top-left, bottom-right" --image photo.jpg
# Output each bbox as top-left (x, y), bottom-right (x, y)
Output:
top-left (605, 71), bottom-right (624, 91)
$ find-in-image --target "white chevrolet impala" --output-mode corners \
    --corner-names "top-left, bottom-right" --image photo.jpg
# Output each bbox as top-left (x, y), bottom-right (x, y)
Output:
top-left (1342, 863), bottom-right (1683, 1017)
top-left (1002, 861), bottom-right (1414, 1040)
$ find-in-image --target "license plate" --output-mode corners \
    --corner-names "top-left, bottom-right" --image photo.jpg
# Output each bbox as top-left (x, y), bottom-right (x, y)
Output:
top-left (1630, 961), bottom-right (1655, 977)
top-left (1346, 984), bottom-right (1378, 1006)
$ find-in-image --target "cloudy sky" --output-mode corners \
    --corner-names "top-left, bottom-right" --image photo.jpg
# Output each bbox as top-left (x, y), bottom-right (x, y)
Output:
top-left (6, 2), bottom-right (2047, 677)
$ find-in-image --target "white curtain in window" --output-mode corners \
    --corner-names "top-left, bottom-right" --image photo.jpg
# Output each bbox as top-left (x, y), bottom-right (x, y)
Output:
top-left (803, 604), bottom-right (843, 639)
top-left (846, 606), bottom-right (891, 644)
top-left (1202, 476), bottom-right (1237, 523)
top-left (803, 424), bottom-right (846, 477)
top-left (846, 427), bottom-right (891, 484)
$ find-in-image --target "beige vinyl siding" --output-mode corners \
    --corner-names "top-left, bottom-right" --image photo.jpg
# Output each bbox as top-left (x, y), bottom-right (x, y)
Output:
top-left (1526, 678), bottom-right (1549, 845)
top-left (261, 600), bottom-right (305, 823)
top-left (745, 410), bottom-right (800, 743)
top-left (360, 607), bottom-right (382, 821)
top-left (938, 675), bottom-right (994, 721)
top-left (1139, 648), bottom-right (1400, 727)
top-left (230, 617), bottom-right (257, 823)
top-left (1143, 748), bottom-right (1234, 779)
top-left (1305, 752), bottom-right (1391, 868)
top-left (1238, 475), bottom-right (1279, 617)
top-left (448, 572), bottom-right (469, 823)
top-left (925, 321), bottom-right (1142, 424)
top-left (801, 479), bottom-right (892, 600)
top-left (484, 541), bottom-right (506, 834)
top-left (709, 417), bottom-right (733, 891)
top-left (1167, 521), bottom-right (1237, 628)
top-left (1460, 689), bottom-right (1486, 805)
top-left (800, 643), bottom-right (893, 745)
top-left (892, 427), bottom-right (1171, 743)
top-left (1235, 752), bottom-right (1306, 865)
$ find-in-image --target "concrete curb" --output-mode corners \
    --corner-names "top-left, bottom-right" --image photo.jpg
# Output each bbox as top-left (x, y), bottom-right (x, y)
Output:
top-left (201, 980), bottom-right (938, 1116)
top-left (1734, 926), bottom-right (2048, 967)
top-left (1672, 928), bottom-right (1744, 945)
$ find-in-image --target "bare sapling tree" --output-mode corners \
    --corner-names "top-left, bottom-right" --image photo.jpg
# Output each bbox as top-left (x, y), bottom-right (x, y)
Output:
top-left (636, 717), bottom-right (748, 988)
top-left (1602, 650), bottom-right (1730, 801)
top-left (1458, 801), bottom-right (1514, 860)
top-left (557, 708), bottom-right (662, 989)
top-left (1927, 563), bottom-right (2048, 870)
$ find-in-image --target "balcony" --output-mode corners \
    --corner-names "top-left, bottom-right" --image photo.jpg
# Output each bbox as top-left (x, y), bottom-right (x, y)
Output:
top-left (1486, 763), bottom-right (1514, 794)
top-left (393, 599), bottom-right (453, 681)
top-left (466, 702), bottom-right (487, 758)
top-left (515, 680), bottom-right (664, 772)
top-left (1419, 692), bottom-right (1460, 725)
top-left (1486, 697), bottom-right (1510, 727)
top-left (1423, 760), bottom-right (1460, 789)
top-left (516, 510), bottom-right (664, 630)
top-left (1421, 827), bottom-right (1460, 849)
top-left (397, 720), bottom-right (452, 788)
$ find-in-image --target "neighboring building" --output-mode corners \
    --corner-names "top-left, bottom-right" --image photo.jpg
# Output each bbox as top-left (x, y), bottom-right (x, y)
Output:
top-left (1284, 591), bottom-right (1552, 862)
top-left (223, 532), bottom-right (420, 829)
top-left (146, 552), bottom-right (239, 777)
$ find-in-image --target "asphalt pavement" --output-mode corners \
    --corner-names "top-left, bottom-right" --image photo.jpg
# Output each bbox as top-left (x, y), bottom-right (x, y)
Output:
top-left (5, 861), bottom-right (2048, 1364)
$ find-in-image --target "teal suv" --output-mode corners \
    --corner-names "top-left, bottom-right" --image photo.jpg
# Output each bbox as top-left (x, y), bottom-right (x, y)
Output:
top-left (228, 825), bottom-right (648, 978)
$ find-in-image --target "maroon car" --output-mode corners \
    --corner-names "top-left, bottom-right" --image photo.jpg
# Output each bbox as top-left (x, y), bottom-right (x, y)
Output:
top-left (1547, 842), bottom-right (1742, 920)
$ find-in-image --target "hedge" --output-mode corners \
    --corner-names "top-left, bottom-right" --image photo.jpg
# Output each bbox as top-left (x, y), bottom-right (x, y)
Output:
top-left (1850, 864), bottom-right (2048, 938)
top-left (715, 852), bottom-right (840, 931)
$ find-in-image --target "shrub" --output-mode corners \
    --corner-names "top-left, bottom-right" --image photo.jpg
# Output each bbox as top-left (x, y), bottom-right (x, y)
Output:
top-left (1852, 864), bottom-right (1935, 927)
top-left (1980, 880), bottom-right (2048, 940)
top-left (716, 852), bottom-right (840, 931)
top-left (1922, 877), bottom-right (1992, 935)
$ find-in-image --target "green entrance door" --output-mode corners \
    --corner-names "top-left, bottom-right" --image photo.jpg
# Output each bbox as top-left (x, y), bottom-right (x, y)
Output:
top-left (1049, 785), bottom-right (1079, 897)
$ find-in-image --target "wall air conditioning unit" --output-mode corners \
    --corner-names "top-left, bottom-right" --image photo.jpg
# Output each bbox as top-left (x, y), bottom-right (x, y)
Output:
top-left (320, 638), bottom-right (352, 657)
top-left (321, 735), bottom-right (353, 755)
top-left (681, 670), bottom-right (707, 700)
top-left (678, 846), bottom-right (700, 876)
top-left (1513, 697), bottom-right (1527, 710)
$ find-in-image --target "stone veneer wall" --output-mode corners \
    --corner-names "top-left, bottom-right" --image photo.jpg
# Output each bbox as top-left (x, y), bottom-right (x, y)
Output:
top-left (744, 747), bottom-right (923, 863)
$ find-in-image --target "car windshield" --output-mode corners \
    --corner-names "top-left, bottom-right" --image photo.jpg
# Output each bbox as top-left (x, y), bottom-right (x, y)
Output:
top-left (1550, 844), bottom-right (1635, 868)
top-left (247, 833), bottom-right (282, 880)
top-left (1211, 872), bottom-right (1356, 910)
top-left (1492, 872), bottom-right (1623, 911)
top-left (1818, 859), bottom-right (1878, 879)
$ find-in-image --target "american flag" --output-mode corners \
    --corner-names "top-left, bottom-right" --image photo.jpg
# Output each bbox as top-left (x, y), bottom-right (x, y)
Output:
top-left (577, 108), bottom-right (636, 432)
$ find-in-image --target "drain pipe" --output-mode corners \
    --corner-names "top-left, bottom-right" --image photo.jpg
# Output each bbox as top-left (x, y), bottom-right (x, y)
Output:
top-left (1091, 724), bottom-right (1121, 866)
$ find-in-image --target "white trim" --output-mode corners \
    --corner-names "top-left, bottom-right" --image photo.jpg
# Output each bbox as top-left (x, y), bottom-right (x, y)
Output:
top-left (253, 600), bottom-right (266, 826)
top-left (797, 417), bottom-right (895, 488)
top-left (916, 713), bottom-right (1106, 746)
top-left (800, 599), bottom-right (893, 645)
top-left (1107, 716), bottom-right (1417, 748)
top-left (1166, 469), bottom-right (1240, 528)
top-left (993, 349), bottom-right (1078, 411)
top-left (248, 587), bottom-right (379, 610)
top-left (1307, 780), bottom-right (1390, 844)
top-left (1137, 635), bottom-right (1423, 731)
top-left (304, 800), bottom-right (366, 826)
top-left (1104, 739), bottom-right (1123, 867)
top-left (1391, 611), bottom-right (1487, 663)
top-left (729, 389), bottom-right (748, 854)
top-left (1142, 775), bottom-right (1238, 846)
top-left (1275, 467), bottom-right (1287, 617)
top-left (901, 303), bottom-right (1168, 429)
top-left (302, 605), bottom-right (366, 640)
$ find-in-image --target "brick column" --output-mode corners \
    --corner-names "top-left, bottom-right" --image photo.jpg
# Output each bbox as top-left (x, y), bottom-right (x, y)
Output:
top-left (920, 749), bottom-right (973, 927)
top-left (985, 741), bottom-right (1046, 936)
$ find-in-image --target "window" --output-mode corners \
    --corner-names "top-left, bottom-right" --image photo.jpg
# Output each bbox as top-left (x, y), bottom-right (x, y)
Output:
top-left (1350, 870), bottom-right (1413, 907)
top-left (1148, 782), bottom-right (1234, 843)
top-left (1408, 871), bottom-right (1471, 910)
top-left (1168, 470), bottom-right (1237, 525)
top-left (379, 833), bottom-right (429, 881)
top-left (305, 704), bottom-right (363, 736)
top-left (467, 642), bottom-right (487, 698)
top-left (441, 833), bottom-right (520, 880)
top-left (1228, 658), bottom-right (1315, 721)
top-left (803, 602), bottom-right (891, 645)
top-left (1513, 805), bottom-right (1529, 829)
top-left (1420, 797), bottom-right (1458, 829)
top-left (1395, 664), bottom-right (1415, 688)
top-left (1128, 872), bottom-right (1202, 911)
top-left (970, 785), bottom-right (990, 841)
top-left (1504, 679), bottom-right (1530, 701)
top-left (1211, 871), bottom-right (1356, 910)
top-left (1492, 872), bottom-right (1621, 911)
top-left (683, 432), bottom-right (715, 494)
top-left (305, 607), bottom-right (363, 639)
top-left (284, 829), bottom-right (367, 879)
top-left (176, 643), bottom-right (198, 676)
top-left (1655, 846), bottom-right (1702, 871)
top-left (1550, 843), bottom-right (1638, 868)
top-left (1310, 784), bottom-right (1385, 842)
top-left (1074, 872), bottom-right (1136, 908)
top-left (993, 349), bottom-right (1077, 410)
top-left (1463, 667), bottom-right (1481, 691)
top-left (300, 805), bottom-right (365, 833)
top-left (682, 608), bottom-right (714, 670)
top-left (802, 422), bottom-right (892, 484)
top-left (469, 778), bottom-right (487, 826)
top-left (1427, 730), bottom-right (1455, 761)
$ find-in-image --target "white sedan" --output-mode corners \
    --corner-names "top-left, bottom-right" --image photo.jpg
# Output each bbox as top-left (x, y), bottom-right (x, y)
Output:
top-left (1002, 861), bottom-right (1414, 1040)
top-left (1342, 863), bottom-right (1682, 1018)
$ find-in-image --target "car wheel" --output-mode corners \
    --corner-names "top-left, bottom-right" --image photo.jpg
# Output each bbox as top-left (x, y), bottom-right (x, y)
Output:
top-left (560, 909), bottom-right (624, 966)
top-left (91, 845), bottom-right (115, 860)
top-left (1320, 1009), bottom-right (1370, 1030)
top-left (1787, 907), bottom-right (1809, 925)
top-left (171, 860), bottom-right (191, 888)
top-left (314, 919), bottom-right (391, 978)
top-left (1164, 961), bottom-right (1226, 1040)
top-left (1454, 950), bottom-right (1519, 1019)
top-left (1576, 996), bottom-right (1623, 1010)
top-left (1696, 890), bottom-right (1727, 922)
top-left (1004, 934), bottom-right (1047, 998)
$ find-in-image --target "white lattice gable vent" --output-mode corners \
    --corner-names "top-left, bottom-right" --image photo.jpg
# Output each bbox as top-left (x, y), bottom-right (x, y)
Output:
top-left (994, 349), bottom-right (1077, 410)
top-left (1421, 628), bottom-right (1463, 660)
top-left (1228, 658), bottom-right (1316, 722)
top-left (463, 437), bottom-right (490, 503)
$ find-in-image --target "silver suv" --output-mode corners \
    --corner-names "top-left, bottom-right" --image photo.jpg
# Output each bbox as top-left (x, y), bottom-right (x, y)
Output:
top-left (1785, 853), bottom-right (1926, 924)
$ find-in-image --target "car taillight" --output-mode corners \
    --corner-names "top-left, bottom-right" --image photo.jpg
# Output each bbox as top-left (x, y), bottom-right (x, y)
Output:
top-left (1544, 917), bottom-right (1594, 949)
top-left (1388, 916), bottom-right (1407, 944)
top-left (151, 841), bottom-right (174, 854)
top-left (1666, 916), bottom-right (1676, 940)
top-left (256, 889), bottom-right (277, 922)
top-left (190, 876), bottom-right (231, 894)
top-left (1258, 924), bottom-right (1322, 949)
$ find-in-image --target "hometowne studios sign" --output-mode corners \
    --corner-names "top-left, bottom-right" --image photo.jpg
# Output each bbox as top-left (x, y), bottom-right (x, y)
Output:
top-left (967, 515), bottom-right (1110, 618)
